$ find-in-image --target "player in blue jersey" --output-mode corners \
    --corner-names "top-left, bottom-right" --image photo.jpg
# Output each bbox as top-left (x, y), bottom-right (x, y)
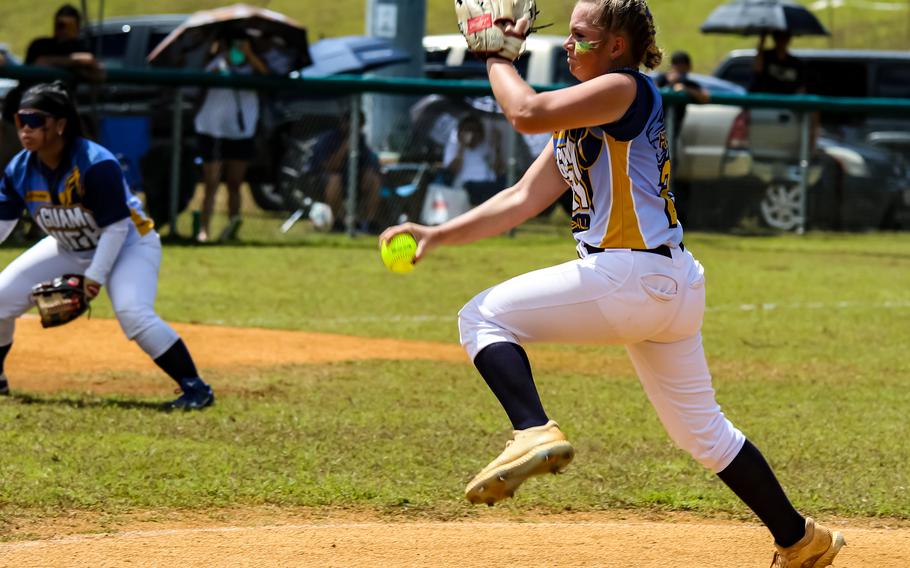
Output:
top-left (0, 82), bottom-right (214, 410)
top-left (382, 1), bottom-right (843, 565)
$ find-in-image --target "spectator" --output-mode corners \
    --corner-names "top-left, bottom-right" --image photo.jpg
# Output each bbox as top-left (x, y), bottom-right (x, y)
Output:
top-left (307, 110), bottom-right (382, 233)
top-left (254, 36), bottom-right (295, 76)
top-left (2, 4), bottom-right (102, 124)
top-left (750, 32), bottom-right (806, 95)
top-left (443, 114), bottom-right (505, 206)
top-left (193, 32), bottom-right (269, 243)
top-left (654, 51), bottom-right (708, 222)
top-left (654, 50), bottom-right (709, 136)
top-left (0, 51), bottom-right (20, 168)
top-left (750, 32), bottom-right (819, 152)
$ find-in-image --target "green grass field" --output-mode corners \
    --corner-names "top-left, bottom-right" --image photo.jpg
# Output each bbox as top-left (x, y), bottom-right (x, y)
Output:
top-left (0, 209), bottom-right (908, 535)
top-left (1, 0), bottom-right (909, 73)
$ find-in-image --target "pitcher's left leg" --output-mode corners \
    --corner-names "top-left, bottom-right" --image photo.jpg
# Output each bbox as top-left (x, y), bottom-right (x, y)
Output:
top-left (626, 335), bottom-right (844, 565)
top-left (107, 235), bottom-right (214, 410)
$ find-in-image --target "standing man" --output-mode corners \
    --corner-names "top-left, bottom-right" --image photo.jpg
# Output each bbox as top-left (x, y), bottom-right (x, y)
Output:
top-left (654, 51), bottom-right (708, 222)
top-left (654, 50), bottom-right (710, 134)
top-left (1, 4), bottom-right (102, 125)
top-left (750, 32), bottom-right (807, 94)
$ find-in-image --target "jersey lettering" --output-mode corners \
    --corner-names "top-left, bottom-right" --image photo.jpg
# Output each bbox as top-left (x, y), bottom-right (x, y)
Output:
top-left (648, 118), bottom-right (678, 229)
top-left (555, 129), bottom-right (604, 234)
top-left (36, 205), bottom-right (101, 252)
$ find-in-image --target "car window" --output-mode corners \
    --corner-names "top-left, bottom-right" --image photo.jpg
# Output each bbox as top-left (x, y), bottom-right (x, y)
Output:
top-left (425, 51), bottom-right (530, 80)
top-left (147, 32), bottom-right (170, 56)
top-left (513, 51), bottom-right (530, 79)
top-left (692, 76), bottom-right (746, 95)
top-left (87, 32), bottom-right (130, 67)
top-left (715, 59), bottom-right (753, 89)
top-left (424, 47), bottom-right (450, 65)
top-left (875, 63), bottom-right (910, 98)
top-left (805, 60), bottom-right (867, 97)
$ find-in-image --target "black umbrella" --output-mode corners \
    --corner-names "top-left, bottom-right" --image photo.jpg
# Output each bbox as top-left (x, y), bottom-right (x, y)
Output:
top-left (700, 0), bottom-right (830, 36)
top-left (147, 4), bottom-right (311, 69)
top-left (300, 36), bottom-right (410, 77)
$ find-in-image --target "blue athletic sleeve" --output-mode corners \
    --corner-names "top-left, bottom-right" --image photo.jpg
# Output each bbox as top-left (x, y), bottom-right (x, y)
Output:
top-left (80, 160), bottom-right (132, 227)
top-left (0, 172), bottom-right (25, 221)
top-left (601, 71), bottom-right (655, 142)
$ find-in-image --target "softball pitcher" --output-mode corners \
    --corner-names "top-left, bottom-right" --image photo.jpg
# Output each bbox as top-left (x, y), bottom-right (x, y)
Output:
top-left (381, 1), bottom-right (844, 565)
top-left (0, 82), bottom-right (214, 410)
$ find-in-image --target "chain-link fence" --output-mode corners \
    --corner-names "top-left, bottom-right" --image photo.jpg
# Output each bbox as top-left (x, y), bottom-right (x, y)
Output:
top-left (1, 64), bottom-right (909, 244)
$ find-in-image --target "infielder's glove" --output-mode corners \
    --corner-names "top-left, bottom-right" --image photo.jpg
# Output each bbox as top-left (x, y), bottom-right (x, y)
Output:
top-left (455, 0), bottom-right (538, 61)
top-left (31, 274), bottom-right (90, 329)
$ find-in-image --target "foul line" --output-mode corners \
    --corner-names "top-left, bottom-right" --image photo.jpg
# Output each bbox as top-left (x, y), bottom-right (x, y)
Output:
top-left (288, 300), bottom-right (910, 325)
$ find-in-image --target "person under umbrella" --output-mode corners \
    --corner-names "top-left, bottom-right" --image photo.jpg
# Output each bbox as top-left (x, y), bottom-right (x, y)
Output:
top-left (751, 31), bottom-right (806, 94)
top-left (193, 30), bottom-right (269, 243)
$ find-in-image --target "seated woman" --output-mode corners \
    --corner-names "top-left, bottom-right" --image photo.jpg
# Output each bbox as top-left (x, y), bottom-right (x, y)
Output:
top-left (442, 114), bottom-right (505, 206)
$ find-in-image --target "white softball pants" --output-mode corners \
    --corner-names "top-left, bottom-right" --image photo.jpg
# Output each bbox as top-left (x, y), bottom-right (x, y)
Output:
top-left (0, 233), bottom-right (180, 359)
top-left (458, 246), bottom-right (745, 473)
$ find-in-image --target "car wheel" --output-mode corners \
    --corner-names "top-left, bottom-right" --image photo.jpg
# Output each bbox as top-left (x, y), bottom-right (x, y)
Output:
top-left (760, 183), bottom-right (804, 231)
top-left (248, 181), bottom-right (286, 212)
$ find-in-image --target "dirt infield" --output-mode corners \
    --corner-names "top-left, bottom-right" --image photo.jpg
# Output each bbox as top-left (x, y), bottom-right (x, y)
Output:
top-left (5, 316), bottom-right (631, 395)
top-left (5, 316), bottom-right (467, 395)
top-left (1, 509), bottom-right (909, 567)
top-left (3, 317), bottom-right (910, 567)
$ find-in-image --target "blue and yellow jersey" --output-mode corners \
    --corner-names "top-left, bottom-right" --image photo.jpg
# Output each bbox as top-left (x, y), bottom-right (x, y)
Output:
top-left (0, 137), bottom-right (154, 253)
top-left (553, 70), bottom-right (682, 251)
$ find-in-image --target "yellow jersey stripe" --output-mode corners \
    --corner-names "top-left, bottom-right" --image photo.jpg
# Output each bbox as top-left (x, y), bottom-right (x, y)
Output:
top-left (600, 137), bottom-right (646, 249)
top-left (130, 208), bottom-right (154, 236)
top-left (25, 190), bottom-right (51, 203)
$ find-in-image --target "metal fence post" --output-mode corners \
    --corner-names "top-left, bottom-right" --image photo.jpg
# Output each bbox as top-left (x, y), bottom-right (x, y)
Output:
top-left (506, 127), bottom-right (520, 187)
top-left (346, 94), bottom-right (362, 237)
top-left (168, 88), bottom-right (184, 238)
top-left (797, 111), bottom-right (811, 235)
top-left (505, 127), bottom-right (521, 238)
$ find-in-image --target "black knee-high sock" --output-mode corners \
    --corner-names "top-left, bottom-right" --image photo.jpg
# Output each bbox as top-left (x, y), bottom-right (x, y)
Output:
top-left (0, 343), bottom-right (11, 374)
top-left (717, 439), bottom-right (806, 548)
top-left (473, 342), bottom-right (548, 430)
top-left (153, 340), bottom-right (201, 386)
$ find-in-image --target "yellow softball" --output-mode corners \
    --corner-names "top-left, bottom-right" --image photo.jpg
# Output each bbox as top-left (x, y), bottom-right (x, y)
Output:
top-left (380, 233), bottom-right (417, 274)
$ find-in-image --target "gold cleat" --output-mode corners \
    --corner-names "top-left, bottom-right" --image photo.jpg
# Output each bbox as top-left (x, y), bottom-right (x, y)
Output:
top-left (770, 517), bottom-right (846, 568)
top-left (465, 420), bottom-right (575, 506)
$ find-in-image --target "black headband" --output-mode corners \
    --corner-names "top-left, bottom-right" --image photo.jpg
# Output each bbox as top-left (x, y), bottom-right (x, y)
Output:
top-left (20, 90), bottom-right (71, 118)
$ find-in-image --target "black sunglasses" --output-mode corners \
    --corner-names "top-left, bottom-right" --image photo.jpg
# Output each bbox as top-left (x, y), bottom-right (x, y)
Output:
top-left (15, 111), bottom-right (51, 129)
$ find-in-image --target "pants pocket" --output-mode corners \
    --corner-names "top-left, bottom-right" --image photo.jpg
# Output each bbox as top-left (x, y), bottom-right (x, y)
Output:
top-left (640, 273), bottom-right (679, 303)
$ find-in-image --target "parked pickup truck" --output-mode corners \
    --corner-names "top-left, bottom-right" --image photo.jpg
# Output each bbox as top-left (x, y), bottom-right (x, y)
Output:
top-left (670, 50), bottom-right (910, 231)
top-left (712, 50), bottom-right (910, 230)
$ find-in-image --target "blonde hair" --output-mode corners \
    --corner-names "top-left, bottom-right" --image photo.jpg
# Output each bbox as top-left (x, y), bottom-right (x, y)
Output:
top-left (581, 0), bottom-right (663, 70)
